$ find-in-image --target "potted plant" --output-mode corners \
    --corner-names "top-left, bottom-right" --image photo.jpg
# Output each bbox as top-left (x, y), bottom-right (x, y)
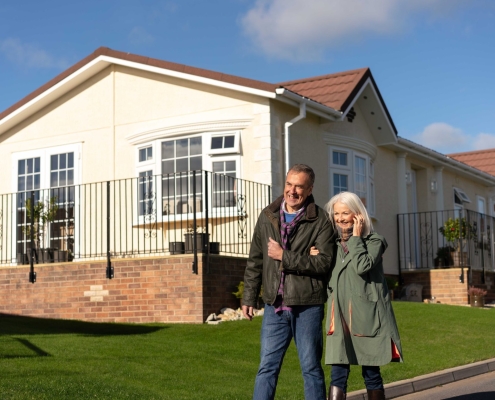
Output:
top-left (184, 225), bottom-right (209, 253)
top-left (169, 241), bottom-right (185, 254)
top-left (434, 246), bottom-right (455, 267)
top-left (22, 196), bottom-right (59, 263)
top-left (439, 218), bottom-right (475, 266)
top-left (468, 286), bottom-right (487, 307)
top-left (385, 276), bottom-right (399, 300)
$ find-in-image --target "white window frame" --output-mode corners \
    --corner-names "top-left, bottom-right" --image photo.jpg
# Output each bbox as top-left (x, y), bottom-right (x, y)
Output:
top-left (454, 187), bottom-right (471, 204)
top-left (328, 146), bottom-right (375, 216)
top-left (134, 132), bottom-right (242, 223)
top-left (208, 131), bottom-right (241, 155)
top-left (11, 143), bottom-right (82, 263)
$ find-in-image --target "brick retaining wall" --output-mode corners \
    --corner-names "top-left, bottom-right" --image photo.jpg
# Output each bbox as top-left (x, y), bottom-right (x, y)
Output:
top-left (401, 268), bottom-right (494, 305)
top-left (0, 254), bottom-right (246, 323)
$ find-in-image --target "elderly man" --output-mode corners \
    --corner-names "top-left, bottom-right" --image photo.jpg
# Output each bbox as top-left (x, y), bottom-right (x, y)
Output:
top-left (242, 164), bottom-right (335, 400)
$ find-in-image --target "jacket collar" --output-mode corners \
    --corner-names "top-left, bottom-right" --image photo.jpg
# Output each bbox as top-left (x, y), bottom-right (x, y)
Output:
top-left (267, 194), bottom-right (318, 220)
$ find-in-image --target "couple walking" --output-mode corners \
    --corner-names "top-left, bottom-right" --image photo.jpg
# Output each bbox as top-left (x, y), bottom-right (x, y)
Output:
top-left (242, 164), bottom-right (403, 400)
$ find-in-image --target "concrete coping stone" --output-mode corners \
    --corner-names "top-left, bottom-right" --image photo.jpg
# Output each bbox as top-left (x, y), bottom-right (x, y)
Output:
top-left (346, 357), bottom-right (495, 399)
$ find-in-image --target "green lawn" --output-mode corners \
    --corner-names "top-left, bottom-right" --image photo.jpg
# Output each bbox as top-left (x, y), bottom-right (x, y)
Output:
top-left (1, 302), bottom-right (494, 399)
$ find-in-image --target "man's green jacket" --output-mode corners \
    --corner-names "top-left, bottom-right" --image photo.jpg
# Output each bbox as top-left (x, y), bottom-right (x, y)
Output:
top-left (243, 195), bottom-right (335, 307)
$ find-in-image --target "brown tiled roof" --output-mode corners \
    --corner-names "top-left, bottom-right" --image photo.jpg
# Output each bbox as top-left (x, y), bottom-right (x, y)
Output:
top-left (448, 148), bottom-right (495, 176)
top-left (0, 47), bottom-right (278, 122)
top-left (278, 68), bottom-right (369, 112)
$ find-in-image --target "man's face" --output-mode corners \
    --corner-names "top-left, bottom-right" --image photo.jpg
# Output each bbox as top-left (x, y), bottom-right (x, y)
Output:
top-left (284, 171), bottom-right (313, 213)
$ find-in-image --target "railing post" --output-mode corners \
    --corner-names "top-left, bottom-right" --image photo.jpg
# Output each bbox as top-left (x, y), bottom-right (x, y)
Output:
top-left (106, 181), bottom-right (114, 279)
top-left (192, 170), bottom-right (198, 274)
top-left (28, 191), bottom-right (36, 283)
top-left (204, 170), bottom-right (209, 274)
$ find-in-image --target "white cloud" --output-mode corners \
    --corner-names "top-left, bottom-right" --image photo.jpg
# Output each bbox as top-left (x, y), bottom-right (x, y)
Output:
top-left (413, 123), bottom-right (495, 154)
top-left (240, 0), bottom-right (469, 61)
top-left (413, 123), bottom-right (468, 154)
top-left (0, 38), bottom-right (69, 69)
top-left (472, 133), bottom-right (495, 150)
top-left (129, 27), bottom-right (155, 45)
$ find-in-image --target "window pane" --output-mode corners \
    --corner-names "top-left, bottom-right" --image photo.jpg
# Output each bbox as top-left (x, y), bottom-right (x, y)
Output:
top-left (18, 176), bottom-right (25, 191)
top-left (176, 139), bottom-right (188, 157)
top-left (162, 160), bottom-right (174, 175)
top-left (190, 137), bottom-right (202, 155)
top-left (60, 154), bottom-right (67, 169)
top-left (34, 157), bottom-right (40, 173)
top-left (51, 172), bottom-right (58, 187)
top-left (211, 137), bottom-right (223, 149)
top-left (190, 155), bottom-right (202, 171)
top-left (224, 136), bottom-right (235, 148)
top-left (51, 155), bottom-right (58, 170)
top-left (18, 160), bottom-right (25, 175)
top-left (26, 175), bottom-right (33, 190)
top-left (34, 174), bottom-right (40, 189)
top-left (68, 152), bottom-right (74, 168)
top-left (67, 170), bottom-right (74, 185)
top-left (333, 151), bottom-right (347, 166)
top-left (139, 148), bottom-right (146, 162)
top-left (226, 161), bottom-right (236, 172)
top-left (213, 162), bottom-right (224, 173)
top-left (162, 141), bottom-right (174, 159)
top-left (176, 158), bottom-right (188, 172)
top-left (60, 171), bottom-right (67, 186)
top-left (27, 159), bottom-right (33, 174)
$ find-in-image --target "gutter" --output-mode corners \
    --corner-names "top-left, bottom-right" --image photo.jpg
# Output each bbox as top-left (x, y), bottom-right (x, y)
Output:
top-left (275, 88), bottom-right (342, 174)
top-left (397, 137), bottom-right (495, 186)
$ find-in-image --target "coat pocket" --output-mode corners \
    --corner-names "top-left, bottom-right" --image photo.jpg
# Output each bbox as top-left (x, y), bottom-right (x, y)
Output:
top-left (349, 295), bottom-right (380, 337)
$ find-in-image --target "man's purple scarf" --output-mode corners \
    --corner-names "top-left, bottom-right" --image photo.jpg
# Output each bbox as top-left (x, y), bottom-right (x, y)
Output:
top-left (274, 200), bottom-right (307, 313)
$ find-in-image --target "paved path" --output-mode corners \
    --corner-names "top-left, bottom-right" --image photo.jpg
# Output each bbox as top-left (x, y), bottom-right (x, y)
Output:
top-left (392, 370), bottom-right (495, 399)
top-left (347, 358), bottom-right (495, 400)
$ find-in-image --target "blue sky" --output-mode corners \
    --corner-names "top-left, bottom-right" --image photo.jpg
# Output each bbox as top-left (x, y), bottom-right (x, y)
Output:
top-left (1, 0), bottom-right (494, 154)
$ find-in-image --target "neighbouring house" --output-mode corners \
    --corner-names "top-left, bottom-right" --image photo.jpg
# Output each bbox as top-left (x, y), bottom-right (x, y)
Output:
top-left (0, 47), bottom-right (494, 323)
top-left (449, 148), bottom-right (495, 178)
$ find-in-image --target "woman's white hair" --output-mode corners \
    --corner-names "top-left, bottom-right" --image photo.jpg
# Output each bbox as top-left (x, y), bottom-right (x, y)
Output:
top-left (325, 191), bottom-right (373, 237)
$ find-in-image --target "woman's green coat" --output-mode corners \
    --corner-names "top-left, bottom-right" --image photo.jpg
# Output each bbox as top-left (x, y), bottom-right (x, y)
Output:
top-left (325, 232), bottom-right (403, 366)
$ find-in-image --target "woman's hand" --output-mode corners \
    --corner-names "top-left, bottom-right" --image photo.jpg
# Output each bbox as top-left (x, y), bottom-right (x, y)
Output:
top-left (353, 214), bottom-right (364, 237)
top-left (309, 246), bottom-right (320, 256)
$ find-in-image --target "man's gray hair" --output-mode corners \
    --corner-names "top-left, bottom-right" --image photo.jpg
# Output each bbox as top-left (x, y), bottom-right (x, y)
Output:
top-left (288, 164), bottom-right (315, 186)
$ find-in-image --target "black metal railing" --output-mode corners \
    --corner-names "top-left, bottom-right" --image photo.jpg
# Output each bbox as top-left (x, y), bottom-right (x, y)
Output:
top-left (0, 170), bottom-right (271, 267)
top-left (397, 209), bottom-right (494, 278)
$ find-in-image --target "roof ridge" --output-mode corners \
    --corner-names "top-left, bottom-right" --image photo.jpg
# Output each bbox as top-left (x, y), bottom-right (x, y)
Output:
top-left (449, 148), bottom-right (495, 156)
top-left (277, 67), bottom-right (369, 86)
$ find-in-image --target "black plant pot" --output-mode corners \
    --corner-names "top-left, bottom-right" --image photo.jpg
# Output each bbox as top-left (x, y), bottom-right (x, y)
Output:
top-left (17, 253), bottom-right (29, 265)
top-left (53, 250), bottom-right (68, 262)
top-left (184, 233), bottom-right (209, 253)
top-left (209, 242), bottom-right (220, 254)
top-left (169, 241), bottom-right (185, 255)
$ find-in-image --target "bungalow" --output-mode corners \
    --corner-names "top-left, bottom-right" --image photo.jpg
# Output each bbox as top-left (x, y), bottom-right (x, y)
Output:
top-left (0, 47), bottom-right (493, 323)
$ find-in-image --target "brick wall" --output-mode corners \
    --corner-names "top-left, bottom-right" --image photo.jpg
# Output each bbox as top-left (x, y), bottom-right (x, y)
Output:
top-left (0, 254), bottom-right (246, 324)
top-left (401, 268), bottom-right (495, 305)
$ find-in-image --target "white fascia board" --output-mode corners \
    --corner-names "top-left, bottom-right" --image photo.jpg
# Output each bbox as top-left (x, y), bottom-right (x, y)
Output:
top-left (0, 55), bottom-right (276, 136)
top-left (347, 78), bottom-right (396, 135)
top-left (397, 137), bottom-right (495, 186)
top-left (103, 56), bottom-right (277, 99)
top-left (0, 57), bottom-right (112, 135)
top-left (275, 88), bottom-right (342, 121)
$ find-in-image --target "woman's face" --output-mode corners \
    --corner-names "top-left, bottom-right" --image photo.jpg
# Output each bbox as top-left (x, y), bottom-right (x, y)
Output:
top-left (333, 201), bottom-right (356, 230)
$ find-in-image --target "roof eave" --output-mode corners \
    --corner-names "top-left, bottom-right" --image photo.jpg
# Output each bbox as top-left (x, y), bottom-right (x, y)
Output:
top-left (275, 87), bottom-right (342, 121)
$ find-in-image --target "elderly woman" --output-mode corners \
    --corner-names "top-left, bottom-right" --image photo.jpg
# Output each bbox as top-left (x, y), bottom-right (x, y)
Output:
top-left (311, 192), bottom-right (403, 400)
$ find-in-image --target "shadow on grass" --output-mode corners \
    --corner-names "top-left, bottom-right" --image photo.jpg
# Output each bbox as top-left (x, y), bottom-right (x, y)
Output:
top-left (0, 313), bottom-right (166, 336)
top-left (0, 337), bottom-right (50, 359)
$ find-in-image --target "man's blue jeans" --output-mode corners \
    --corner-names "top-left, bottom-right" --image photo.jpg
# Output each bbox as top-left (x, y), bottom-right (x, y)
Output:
top-left (331, 364), bottom-right (383, 393)
top-left (253, 304), bottom-right (326, 400)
